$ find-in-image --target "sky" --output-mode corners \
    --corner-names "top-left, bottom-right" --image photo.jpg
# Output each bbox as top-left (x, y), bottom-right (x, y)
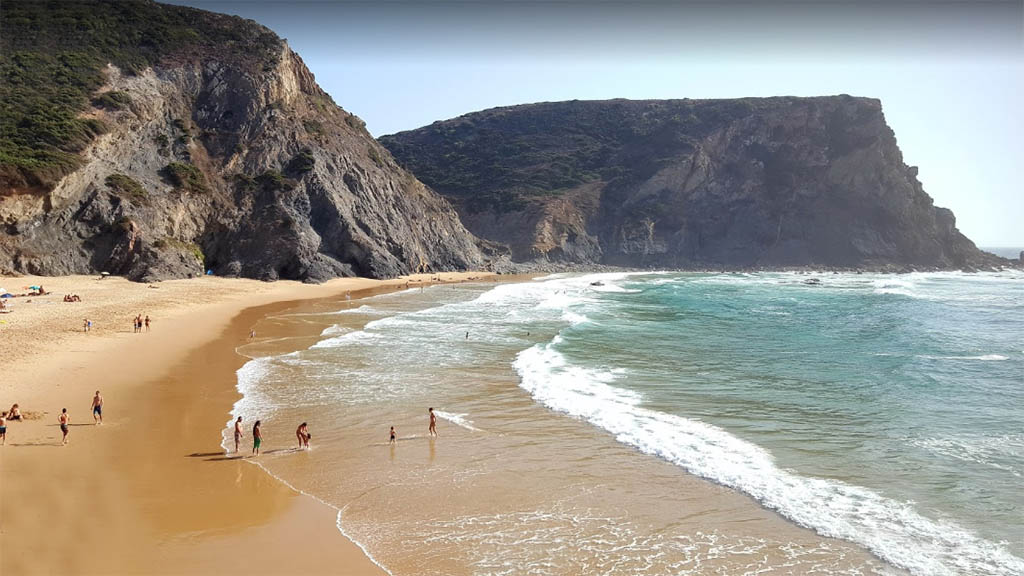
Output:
top-left (169, 1), bottom-right (1023, 247)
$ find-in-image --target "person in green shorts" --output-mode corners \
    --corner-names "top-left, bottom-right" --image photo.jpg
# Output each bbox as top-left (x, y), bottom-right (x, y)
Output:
top-left (252, 420), bottom-right (262, 455)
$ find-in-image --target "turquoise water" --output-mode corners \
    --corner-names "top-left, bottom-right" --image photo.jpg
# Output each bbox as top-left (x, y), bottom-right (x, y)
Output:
top-left (520, 271), bottom-right (1023, 574)
top-left (231, 270), bottom-right (1023, 575)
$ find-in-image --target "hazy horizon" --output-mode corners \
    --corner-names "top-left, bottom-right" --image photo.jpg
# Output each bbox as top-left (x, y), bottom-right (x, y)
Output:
top-left (168, 1), bottom-right (1023, 247)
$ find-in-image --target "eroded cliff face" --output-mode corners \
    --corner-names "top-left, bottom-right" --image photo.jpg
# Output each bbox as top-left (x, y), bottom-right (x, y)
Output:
top-left (382, 98), bottom-right (1005, 270)
top-left (1, 15), bottom-right (482, 281)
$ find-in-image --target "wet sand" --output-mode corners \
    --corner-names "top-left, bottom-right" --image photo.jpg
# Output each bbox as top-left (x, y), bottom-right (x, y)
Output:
top-left (222, 280), bottom-right (898, 576)
top-left (0, 272), bottom-right (490, 574)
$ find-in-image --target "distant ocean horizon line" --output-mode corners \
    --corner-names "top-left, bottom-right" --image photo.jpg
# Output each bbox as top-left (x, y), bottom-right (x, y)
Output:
top-left (980, 246), bottom-right (1023, 259)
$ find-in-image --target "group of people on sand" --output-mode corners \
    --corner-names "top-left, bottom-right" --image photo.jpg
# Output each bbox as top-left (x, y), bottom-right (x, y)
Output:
top-left (57, 391), bottom-right (104, 445)
top-left (133, 314), bottom-right (151, 333)
top-left (231, 417), bottom-right (310, 455)
top-left (229, 407), bottom-right (439, 455)
top-left (63, 294), bottom-right (82, 302)
top-left (0, 285), bottom-right (46, 300)
top-left (0, 391), bottom-right (103, 447)
top-left (0, 286), bottom-right (58, 312)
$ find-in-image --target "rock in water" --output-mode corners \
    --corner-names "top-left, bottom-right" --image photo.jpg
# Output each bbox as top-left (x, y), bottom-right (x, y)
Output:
top-left (381, 98), bottom-right (1005, 270)
top-left (0, 0), bottom-right (483, 281)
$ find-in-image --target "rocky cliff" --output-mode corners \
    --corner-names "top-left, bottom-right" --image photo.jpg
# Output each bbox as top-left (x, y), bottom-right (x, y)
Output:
top-left (382, 98), bottom-right (1005, 270)
top-left (0, 0), bottom-right (484, 281)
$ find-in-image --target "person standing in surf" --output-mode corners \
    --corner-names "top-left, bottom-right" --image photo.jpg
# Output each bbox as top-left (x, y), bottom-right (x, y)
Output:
top-left (252, 420), bottom-right (262, 455)
top-left (428, 407), bottom-right (437, 437)
top-left (233, 416), bottom-right (243, 453)
top-left (296, 422), bottom-right (310, 450)
top-left (389, 426), bottom-right (396, 445)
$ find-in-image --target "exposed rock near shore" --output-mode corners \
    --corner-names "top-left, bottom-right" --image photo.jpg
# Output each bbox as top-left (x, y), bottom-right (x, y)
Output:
top-left (0, 0), bottom-right (483, 281)
top-left (382, 98), bottom-right (1009, 271)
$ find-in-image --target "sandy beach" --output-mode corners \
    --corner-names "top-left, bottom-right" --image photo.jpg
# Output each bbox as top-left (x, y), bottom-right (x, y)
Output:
top-left (0, 272), bottom-right (492, 574)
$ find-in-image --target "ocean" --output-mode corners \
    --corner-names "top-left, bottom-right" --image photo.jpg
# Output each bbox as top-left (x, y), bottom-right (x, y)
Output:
top-left (226, 270), bottom-right (1023, 576)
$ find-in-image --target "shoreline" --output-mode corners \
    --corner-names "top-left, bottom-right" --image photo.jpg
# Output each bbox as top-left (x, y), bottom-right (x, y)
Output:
top-left (0, 272), bottom-right (493, 574)
top-left (6, 270), bottom-right (1013, 574)
top-left (218, 271), bottom-right (904, 575)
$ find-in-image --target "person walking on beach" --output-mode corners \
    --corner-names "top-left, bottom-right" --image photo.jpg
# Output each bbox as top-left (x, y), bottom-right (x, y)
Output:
top-left (144, 315), bottom-right (151, 332)
top-left (428, 407), bottom-right (437, 437)
top-left (83, 318), bottom-right (91, 332)
top-left (91, 390), bottom-right (103, 425)
top-left (234, 416), bottom-right (243, 453)
top-left (1, 411), bottom-right (7, 446)
top-left (252, 420), bottom-right (262, 455)
top-left (296, 422), bottom-right (310, 450)
top-left (59, 408), bottom-right (70, 445)
top-left (389, 426), bottom-right (396, 445)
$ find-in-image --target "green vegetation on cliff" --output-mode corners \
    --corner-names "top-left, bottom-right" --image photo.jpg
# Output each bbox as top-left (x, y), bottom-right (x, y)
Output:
top-left (105, 173), bottom-right (147, 202)
top-left (92, 90), bottom-right (132, 110)
top-left (0, 0), bottom-right (282, 192)
top-left (160, 162), bottom-right (207, 194)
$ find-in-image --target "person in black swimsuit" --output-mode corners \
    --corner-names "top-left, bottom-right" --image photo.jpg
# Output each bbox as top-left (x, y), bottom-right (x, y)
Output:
top-left (59, 408), bottom-right (70, 445)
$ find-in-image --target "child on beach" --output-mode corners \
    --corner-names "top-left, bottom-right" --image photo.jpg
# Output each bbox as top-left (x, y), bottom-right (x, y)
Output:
top-left (1, 412), bottom-right (7, 446)
top-left (59, 408), bottom-right (70, 445)
top-left (389, 426), bottom-right (396, 445)
top-left (252, 420), bottom-right (262, 455)
top-left (7, 404), bottom-right (21, 421)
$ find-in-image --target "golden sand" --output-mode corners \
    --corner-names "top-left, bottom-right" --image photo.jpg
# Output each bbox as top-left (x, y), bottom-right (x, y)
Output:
top-left (0, 272), bottom-right (490, 575)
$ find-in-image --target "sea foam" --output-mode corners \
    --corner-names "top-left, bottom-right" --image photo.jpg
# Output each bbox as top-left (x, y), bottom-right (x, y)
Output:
top-left (434, 410), bottom-right (482, 432)
top-left (513, 340), bottom-right (1024, 576)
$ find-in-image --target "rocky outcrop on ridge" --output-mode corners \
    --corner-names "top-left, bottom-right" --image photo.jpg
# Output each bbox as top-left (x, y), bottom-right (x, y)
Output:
top-left (0, 0), bottom-right (484, 281)
top-left (382, 98), bottom-right (1007, 270)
